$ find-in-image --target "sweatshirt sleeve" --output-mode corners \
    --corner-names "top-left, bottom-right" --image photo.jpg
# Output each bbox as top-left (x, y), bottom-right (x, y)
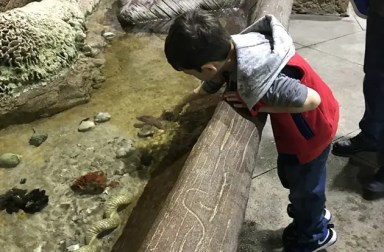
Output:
top-left (260, 73), bottom-right (308, 107)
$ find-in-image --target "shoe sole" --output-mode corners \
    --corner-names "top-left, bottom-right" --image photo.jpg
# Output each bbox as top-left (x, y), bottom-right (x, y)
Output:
top-left (363, 189), bottom-right (384, 201)
top-left (331, 148), bottom-right (377, 157)
top-left (313, 228), bottom-right (338, 252)
top-left (331, 149), bottom-right (355, 157)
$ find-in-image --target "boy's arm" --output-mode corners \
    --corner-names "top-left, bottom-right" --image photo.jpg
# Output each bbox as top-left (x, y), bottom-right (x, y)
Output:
top-left (259, 87), bottom-right (321, 113)
top-left (170, 80), bottom-right (224, 115)
top-left (224, 73), bottom-right (320, 114)
top-left (172, 85), bottom-right (210, 114)
top-left (258, 72), bottom-right (322, 113)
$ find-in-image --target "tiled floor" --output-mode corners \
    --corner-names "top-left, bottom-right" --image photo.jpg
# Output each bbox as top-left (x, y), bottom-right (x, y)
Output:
top-left (239, 6), bottom-right (384, 252)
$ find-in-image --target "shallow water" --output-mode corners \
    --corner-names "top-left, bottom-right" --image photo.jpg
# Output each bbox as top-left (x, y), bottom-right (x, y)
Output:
top-left (0, 33), bottom-right (203, 251)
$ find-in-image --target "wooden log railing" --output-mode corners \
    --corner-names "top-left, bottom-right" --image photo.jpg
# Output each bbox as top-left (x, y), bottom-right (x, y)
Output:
top-left (119, 0), bottom-right (242, 26)
top-left (113, 0), bottom-right (293, 251)
top-left (118, 0), bottom-right (257, 33)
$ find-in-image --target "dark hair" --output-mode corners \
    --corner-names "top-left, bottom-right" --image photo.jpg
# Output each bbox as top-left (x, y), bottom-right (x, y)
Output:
top-left (164, 9), bottom-right (231, 71)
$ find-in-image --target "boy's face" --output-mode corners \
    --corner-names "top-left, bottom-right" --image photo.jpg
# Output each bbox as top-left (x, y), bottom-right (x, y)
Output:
top-left (182, 62), bottom-right (224, 82)
top-left (182, 69), bottom-right (216, 81)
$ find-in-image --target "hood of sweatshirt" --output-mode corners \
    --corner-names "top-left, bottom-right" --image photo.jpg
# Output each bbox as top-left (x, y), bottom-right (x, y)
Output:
top-left (231, 15), bottom-right (295, 109)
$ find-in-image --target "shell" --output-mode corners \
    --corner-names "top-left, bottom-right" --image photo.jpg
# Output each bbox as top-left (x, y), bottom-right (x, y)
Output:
top-left (29, 133), bottom-right (48, 147)
top-left (0, 153), bottom-right (22, 168)
top-left (102, 32), bottom-right (115, 40)
top-left (137, 125), bottom-right (155, 138)
top-left (78, 120), bottom-right (96, 132)
top-left (94, 112), bottom-right (111, 123)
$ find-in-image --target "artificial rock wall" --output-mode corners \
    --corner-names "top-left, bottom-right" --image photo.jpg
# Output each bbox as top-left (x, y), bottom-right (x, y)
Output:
top-left (0, 0), bottom-right (103, 128)
top-left (0, 5), bottom-right (84, 95)
top-left (293, 0), bottom-right (349, 15)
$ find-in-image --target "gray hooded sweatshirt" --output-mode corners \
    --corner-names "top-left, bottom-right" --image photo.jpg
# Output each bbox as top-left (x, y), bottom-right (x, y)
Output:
top-left (231, 15), bottom-right (296, 109)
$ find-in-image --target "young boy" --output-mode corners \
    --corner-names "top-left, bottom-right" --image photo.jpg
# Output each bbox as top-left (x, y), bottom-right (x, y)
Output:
top-left (164, 10), bottom-right (339, 252)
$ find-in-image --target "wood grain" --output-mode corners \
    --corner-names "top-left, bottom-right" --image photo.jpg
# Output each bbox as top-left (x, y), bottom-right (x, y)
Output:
top-left (140, 102), bottom-right (263, 252)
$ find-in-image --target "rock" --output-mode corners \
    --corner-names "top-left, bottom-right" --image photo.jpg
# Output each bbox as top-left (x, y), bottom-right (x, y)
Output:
top-left (78, 120), bottom-right (95, 132)
top-left (0, 0), bottom-right (37, 12)
top-left (93, 75), bottom-right (106, 84)
top-left (29, 132), bottom-right (48, 147)
top-left (0, 4), bottom-right (83, 95)
top-left (0, 0), bottom-right (103, 129)
top-left (103, 31), bottom-right (116, 40)
top-left (138, 125), bottom-right (155, 138)
top-left (116, 148), bottom-right (129, 158)
top-left (83, 44), bottom-right (100, 58)
top-left (82, 45), bottom-right (96, 57)
top-left (60, 203), bottom-right (71, 210)
top-left (92, 58), bottom-right (105, 68)
top-left (66, 244), bottom-right (80, 251)
top-left (115, 146), bottom-right (137, 158)
top-left (75, 31), bottom-right (86, 42)
top-left (115, 139), bottom-right (139, 159)
top-left (293, 0), bottom-right (349, 15)
top-left (94, 112), bottom-right (111, 123)
top-left (0, 153), bottom-right (22, 168)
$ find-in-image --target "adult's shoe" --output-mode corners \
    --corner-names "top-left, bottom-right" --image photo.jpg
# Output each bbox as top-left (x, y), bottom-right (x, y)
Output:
top-left (332, 133), bottom-right (377, 157)
top-left (363, 167), bottom-right (384, 200)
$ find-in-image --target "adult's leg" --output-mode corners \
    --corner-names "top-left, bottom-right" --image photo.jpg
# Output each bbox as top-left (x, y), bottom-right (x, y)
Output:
top-left (364, 116), bottom-right (384, 200)
top-left (332, 10), bottom-right (384, 156)
top-left (355, 10), bottom-right (384, 200)
top-left (359, 10), bottom-right (384, 145)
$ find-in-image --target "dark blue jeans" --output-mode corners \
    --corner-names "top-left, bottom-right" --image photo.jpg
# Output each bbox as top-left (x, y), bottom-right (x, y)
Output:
top-left (359, 10), bottom-right (384, 165)
top-left (277, 145), bottom-right (330, 244)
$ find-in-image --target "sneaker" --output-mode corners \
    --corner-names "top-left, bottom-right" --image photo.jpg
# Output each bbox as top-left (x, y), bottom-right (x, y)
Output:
top-left (363, 167), bottom-right (384, 200)
top-left (332, 133), bottom-right (377, 157)
top-left (284, 227), bottom-right (337, 252)
top-left (308, 227), bottom-right (338, 252)
top-left (283, 204), bottom-right (332, 246)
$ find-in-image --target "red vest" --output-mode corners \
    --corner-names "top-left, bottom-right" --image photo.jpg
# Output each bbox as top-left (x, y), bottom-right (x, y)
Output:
top-left (226, 53), bottom-right (339, 164)
top-left (269, 53), bottom-right (339, 163)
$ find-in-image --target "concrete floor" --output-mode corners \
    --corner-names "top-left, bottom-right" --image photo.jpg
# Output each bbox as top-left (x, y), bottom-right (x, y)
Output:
top-left (238, 5), bottom-right (384, 252)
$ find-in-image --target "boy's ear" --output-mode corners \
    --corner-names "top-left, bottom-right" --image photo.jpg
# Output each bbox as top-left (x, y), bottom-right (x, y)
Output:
top-left (201, 62), bottom-right (218, 73)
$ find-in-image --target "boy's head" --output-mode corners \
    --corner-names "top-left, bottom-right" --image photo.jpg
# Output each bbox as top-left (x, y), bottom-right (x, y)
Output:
top-left (164, 9), bottom-right (232, 81)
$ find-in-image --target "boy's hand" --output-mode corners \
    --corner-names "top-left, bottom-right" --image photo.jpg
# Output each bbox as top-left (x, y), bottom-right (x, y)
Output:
top-left (223, 91), bottom-right (247, 108)
top-left (160, 104), bottom-right (184, 121)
